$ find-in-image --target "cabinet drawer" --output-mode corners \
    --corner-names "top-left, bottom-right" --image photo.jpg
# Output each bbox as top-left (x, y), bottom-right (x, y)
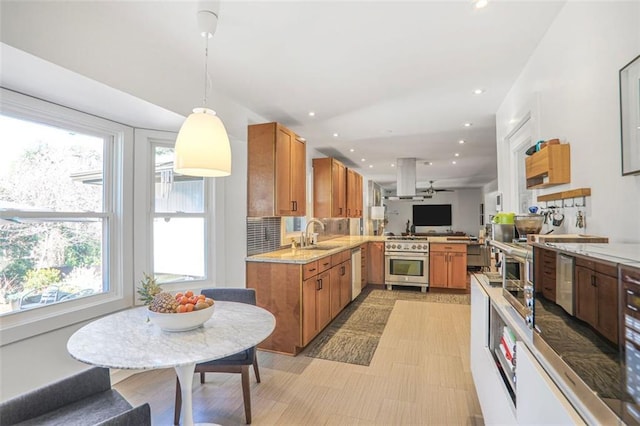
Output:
top-left (542, 250), bottom-right (556, 262)
top-left (318, 256), bottom-right (332, 273)
top-left (331, 249), bottom-right (350, 265)
top-left (430, 243), bottom-right (467, 253)
top-left (303, 261), bottom-right (319, 280)
top-left (575, 257), bottom-right (595, 270)
top-left (595, 261), bottom-right (617, 278)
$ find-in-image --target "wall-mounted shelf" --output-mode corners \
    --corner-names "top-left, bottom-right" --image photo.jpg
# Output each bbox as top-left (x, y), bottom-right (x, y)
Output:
top-left (525, 144), bottom-right (571, 189)
top-left (537, 188), bottom-right (591, 202)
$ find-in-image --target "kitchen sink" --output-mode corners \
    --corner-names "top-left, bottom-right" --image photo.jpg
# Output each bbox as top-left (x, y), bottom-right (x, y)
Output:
top-left (300, 244), bottom-right (343, 251)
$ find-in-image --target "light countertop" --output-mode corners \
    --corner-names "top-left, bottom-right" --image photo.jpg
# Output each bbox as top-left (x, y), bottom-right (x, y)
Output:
top-left (534, 242), bottom-right (640, 264)
top-left (246, 236), bottom-right (384, 264)
top-left (246, 235), bottom-right (474, 264)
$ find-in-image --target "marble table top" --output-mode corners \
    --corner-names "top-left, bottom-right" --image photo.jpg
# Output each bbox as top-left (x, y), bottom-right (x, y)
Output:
top-left (67, 301), bottom-right (276, 370)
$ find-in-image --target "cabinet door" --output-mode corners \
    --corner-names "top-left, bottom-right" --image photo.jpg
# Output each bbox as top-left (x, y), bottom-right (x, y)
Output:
top-left (429, 252), bottom-right (448, 288)
top-left (575, 266), bottom-right (597, 326)
top-left (340, 260), bottom-right (352, 309)
top-left (357, 173), bottom-right (363, 217)
top-left (448, 252), bottom-right (468, 289)
top-left (330, 265), bottom-right (342, 319)
top-left (368, 242), bottom-right (385, 284)
top-left (346, 169), bottom-right (356, 217)
top-left (596, 271), bottom-right (618, 344)
top-left (360, 244), bottom-right (368, 288)
top-left (290, 136), bottom-right (306, 216)
top-left (333, 160), bottom-right (346, 217)
top-left (302, 276), bottom-right (318, 346)
top-left (275, 126), bottom-right (293, 215)
top-left (317, 270), bottom-right (332, 330)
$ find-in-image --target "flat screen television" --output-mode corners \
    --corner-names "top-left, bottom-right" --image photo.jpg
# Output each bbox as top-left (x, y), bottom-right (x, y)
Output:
top-left (413, 204), bottom-right (452, 226)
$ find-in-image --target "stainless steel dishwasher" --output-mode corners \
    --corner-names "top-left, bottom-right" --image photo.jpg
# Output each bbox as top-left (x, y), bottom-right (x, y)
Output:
top-left (351, 247), bottom-right (362, 300)
top-left (556, 253), bottom-right (575, 315)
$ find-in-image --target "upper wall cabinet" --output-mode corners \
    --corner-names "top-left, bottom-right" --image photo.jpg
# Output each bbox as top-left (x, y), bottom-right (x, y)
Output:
top-left (525, 144), bottom-right (570, 189)
top-left (346, 168), bottom-right (363, 218)
top-left (313, 157), bottom-right (346, 218)
top-left (248, 122), bottom-right (306, 217)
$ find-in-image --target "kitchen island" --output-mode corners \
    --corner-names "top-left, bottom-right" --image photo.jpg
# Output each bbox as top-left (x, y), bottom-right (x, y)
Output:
top-left (473, 242), bottom-right (640, 425)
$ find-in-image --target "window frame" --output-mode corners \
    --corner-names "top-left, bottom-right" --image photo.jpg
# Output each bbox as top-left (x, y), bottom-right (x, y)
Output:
top-left (0, 88), bottom-right (133, 346)
top-left (132, 129), bottom-right (215, 299)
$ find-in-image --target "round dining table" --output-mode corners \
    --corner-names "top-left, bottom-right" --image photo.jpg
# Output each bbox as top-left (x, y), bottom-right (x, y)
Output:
top-left (67, 301), bottom-right (275, 426)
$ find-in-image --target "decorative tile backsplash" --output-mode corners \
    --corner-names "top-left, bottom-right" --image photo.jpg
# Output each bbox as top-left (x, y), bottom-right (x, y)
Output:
top-left (247, 217), bottom-right (281, 256)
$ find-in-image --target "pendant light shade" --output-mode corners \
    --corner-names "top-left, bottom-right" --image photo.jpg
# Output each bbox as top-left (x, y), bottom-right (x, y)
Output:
top-left (174, 108), bottom-right (231, 177)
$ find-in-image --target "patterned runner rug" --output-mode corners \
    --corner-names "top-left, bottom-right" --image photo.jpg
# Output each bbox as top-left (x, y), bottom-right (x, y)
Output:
top-left (302, 287), bottom-right (469, 366)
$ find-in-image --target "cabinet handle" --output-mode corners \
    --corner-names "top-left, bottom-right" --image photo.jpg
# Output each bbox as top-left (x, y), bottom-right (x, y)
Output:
top-left (316, 279), bottom-right (321, 290)
top-left (319, 278), bottom-right (323, 290)
top-left (309, 268), bottom-right (316, 272)
top-left (628, 304), bottom-right (639, 312)
top-left (626, 275), bottom-right (640, 285)
top-left (339, 207), bottom-right (343, 214)
top-left (591, 275), bottom-right (596, 286)
top-left (291, 201), bottom-right (296, 211)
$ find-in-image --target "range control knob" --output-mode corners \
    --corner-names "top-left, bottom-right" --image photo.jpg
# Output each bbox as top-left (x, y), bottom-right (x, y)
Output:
top-left (412, 245), bottom-right (417, 249)
top-left (391, 244), bottom-right (397, 249)
top-left (416, 244), bottom-right (422, 250)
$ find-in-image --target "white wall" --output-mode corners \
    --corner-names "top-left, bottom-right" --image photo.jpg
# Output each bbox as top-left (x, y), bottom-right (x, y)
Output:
top-left (496, 1), bottom-right (640, 243)
top-left (385, 188), bottom-right (483, 236)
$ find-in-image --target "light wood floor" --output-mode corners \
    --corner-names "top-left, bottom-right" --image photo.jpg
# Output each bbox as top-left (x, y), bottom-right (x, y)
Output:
top-left (115, 298), bottom-right (484, 425)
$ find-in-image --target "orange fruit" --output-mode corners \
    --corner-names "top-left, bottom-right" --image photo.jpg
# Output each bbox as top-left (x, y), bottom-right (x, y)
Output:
top-left (185, 290), bottom-right (194, 298)
top-left (175, 292), bottom-right (184, 300)
top-left (198, 294), bottom-right (206, 300)
top-left (185, 303), bottom-right (194, 312)
top-left (176, 305), bottom-right (187, 313)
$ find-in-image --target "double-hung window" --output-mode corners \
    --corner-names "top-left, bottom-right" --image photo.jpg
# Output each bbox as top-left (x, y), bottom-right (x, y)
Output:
top-left (0, 89), bottom-right (132, 345)
top-left (133, 130), bottom-right (212, 296)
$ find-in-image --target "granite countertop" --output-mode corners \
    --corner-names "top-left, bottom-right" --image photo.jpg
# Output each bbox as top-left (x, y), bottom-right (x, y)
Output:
top-left (533, 242), bottom-right (640, 264)
top-left (246, 234), bottom-right (474, 264)
top-left (246, 236), bottom-right (385, 264)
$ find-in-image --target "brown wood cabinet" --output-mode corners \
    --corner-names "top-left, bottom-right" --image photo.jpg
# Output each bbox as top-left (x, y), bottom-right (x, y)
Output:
top-left (525, 144), bottom-right (570, 189)
top-left (429, 243), bottom-right (467, 289)
top-left (575, 257), bottom-right (619, 344)
top-left (247, 248), bottom-right (355, 355)
top-left (346, 168), bottom-right (363, 218)
top-left (534, 246), bottom-right (557, 302)
top-left (368, 241), bottom-right (385, 285)
top-left (312, 157), bottom-right (346, 218)
top-left (330, 250), bottom-right (352, 318)
top-left (247, 122), bottom-right (306, 217)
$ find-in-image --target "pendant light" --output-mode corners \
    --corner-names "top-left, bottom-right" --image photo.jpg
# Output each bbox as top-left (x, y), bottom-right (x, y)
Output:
top-left (174, 9), bottom-right (231, 177)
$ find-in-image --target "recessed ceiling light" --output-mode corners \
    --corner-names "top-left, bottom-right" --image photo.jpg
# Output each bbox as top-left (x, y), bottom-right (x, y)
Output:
top-left (391, 163), bottom-right (395, 167)
top-left (424, 161), bottom-right (433, 166)
top-left (308, 111), bottom-right (315, 117)
top-left (452, 160), bottom-right (457, 164)
top-left (473, 88), bottom-right (485, 95)
top-left (459, 139), bottom-right (465, 144)
top-left (474, 0), bottom-right (488, 9)
top-left (333, 132), bottom-right (339, 137)
top-left (455, 153), bottom-right (460, 157)
top-left (464, 122), bottom-right (472, 127)
top-left (361, 158), bottom-right (366, 162)
top-left (349, 148), bottom-right (355, 152)
top-left (369, 164), bottom-right (373, 168)
top-left (299, 137), bottom-right (306, 142)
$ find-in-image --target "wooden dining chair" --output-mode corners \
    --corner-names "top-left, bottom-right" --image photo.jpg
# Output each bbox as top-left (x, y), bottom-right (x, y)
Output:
top-left (174, 288), bottom-right (261, 425)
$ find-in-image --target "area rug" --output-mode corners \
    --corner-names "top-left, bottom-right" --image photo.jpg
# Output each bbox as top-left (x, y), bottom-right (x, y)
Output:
top-left (302, 287), bottom-right (470, 366)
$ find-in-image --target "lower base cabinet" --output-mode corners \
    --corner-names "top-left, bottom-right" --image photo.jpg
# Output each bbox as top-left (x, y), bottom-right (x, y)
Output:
top-left (430, 243), bottom-right (467, 289)
top-left (246, 248), bottom-right (353, 355)
top-left (470, 276), bottom-right (584, 425)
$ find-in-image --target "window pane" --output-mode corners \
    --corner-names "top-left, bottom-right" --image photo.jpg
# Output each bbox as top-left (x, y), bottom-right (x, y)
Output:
top-left (153, 217), bottom-right (205, 283)
top-left (0, 219), bottom-right (104, 316)
top-left (154, 146), bottom-right (204, 213)
top-left (0, 114), bottom-right (104, 213)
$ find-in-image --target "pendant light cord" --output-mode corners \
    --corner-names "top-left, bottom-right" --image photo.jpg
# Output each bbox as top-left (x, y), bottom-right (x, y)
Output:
top-left (203, 34), bottom-right (209, 107)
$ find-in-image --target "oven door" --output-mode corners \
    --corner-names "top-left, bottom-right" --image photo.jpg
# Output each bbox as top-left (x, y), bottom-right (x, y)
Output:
top-left (385, 253), bottom-right (429, 285)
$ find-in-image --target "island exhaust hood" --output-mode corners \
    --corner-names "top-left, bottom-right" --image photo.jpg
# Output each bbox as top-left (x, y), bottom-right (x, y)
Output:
top-left (396, 158), bottom-right (417, 197)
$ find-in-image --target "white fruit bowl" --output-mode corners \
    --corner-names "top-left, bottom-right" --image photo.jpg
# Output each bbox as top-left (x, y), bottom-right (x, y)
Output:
top-left (148, 304), bottom-right (215, 332)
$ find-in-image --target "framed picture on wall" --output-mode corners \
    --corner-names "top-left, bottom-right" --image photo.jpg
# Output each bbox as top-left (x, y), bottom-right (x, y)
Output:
top-left (620, 54), bottom-right (640, 175)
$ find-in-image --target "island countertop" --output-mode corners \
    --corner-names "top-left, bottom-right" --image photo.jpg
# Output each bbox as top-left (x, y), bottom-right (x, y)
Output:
top-left (532, 242), bottom-right (640, 264)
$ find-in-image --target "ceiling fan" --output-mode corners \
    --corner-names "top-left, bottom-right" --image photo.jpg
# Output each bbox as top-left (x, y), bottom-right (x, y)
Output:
top-left (415, 181), bottom-right (454, 196)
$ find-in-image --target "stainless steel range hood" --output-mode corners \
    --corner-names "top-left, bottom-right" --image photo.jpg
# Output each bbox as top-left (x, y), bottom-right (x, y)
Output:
top-left (396, 158), bottom-right (417, 197)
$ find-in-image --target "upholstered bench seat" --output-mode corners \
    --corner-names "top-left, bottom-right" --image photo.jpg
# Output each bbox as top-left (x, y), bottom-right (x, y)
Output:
top-left (0, 367), bottom-right (150, 426)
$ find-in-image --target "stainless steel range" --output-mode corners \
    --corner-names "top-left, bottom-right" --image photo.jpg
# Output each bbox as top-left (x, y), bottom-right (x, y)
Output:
top-left (384, 236), bottom-right (429, 292)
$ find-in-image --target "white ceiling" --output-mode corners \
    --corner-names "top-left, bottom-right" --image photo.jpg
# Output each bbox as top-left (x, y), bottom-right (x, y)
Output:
top-left (0, 0), bottom-right (566, 191)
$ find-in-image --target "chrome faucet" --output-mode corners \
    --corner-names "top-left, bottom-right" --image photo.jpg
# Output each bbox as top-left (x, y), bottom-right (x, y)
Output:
top-left (303, 218), bottom-right (325, 247)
